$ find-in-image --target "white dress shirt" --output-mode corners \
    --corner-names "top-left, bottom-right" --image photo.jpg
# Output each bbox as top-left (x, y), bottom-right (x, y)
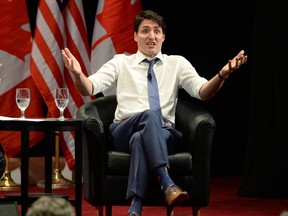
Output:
top-left (88, 51), bottom-right (207, 124)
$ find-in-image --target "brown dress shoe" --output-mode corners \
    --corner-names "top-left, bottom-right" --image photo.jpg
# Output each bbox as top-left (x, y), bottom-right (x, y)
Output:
top-left (164, 185), bottom-right (189, 206)
top-left (128, 211), bottom-right (141, 216)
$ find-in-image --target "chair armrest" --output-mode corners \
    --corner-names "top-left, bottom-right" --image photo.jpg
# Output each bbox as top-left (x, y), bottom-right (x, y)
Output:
top-left (76, 95), bottom-right (117, 203)
top-left (175, 98), bottom-right (216, 204)
top-left (76, 95), bottom-right (117, 131)
top-left (175, 98), bottom-right (216, 153)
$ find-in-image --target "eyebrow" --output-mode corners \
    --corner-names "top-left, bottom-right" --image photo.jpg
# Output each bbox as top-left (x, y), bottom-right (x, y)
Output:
top-left (141, 25), bottom-right (161, 30)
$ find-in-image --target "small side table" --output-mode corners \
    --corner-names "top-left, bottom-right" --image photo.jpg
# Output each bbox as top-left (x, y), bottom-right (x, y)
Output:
top-left (0, 117), bottom-right (83, 216)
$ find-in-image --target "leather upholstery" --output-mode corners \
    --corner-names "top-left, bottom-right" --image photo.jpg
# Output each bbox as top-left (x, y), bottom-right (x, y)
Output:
top-left (76, 91), bottom-right (216, 214)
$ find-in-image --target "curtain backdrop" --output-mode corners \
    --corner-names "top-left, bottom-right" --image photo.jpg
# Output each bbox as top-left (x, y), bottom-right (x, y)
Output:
top-left (238, 1), bottom-right (288, 198)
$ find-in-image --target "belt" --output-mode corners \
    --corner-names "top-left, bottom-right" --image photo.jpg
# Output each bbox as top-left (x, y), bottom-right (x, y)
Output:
top-left (163, 119), bottom-right (174, 127)
top-left (114, 117), bottom-right (174, 127)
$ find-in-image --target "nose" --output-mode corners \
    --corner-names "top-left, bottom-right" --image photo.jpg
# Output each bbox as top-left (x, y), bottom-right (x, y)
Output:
top-left (147, 35), bottom-right (155, 42)
top-left (147, 30), bottom-right (156, 38)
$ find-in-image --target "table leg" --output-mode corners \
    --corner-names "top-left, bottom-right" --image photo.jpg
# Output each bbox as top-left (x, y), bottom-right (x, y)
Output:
top-left (75, 130), bottom-right (83, 216)
top-left (44, 131), bottom-right (54, 193)
top-left (21, 129), bottom-right (29, 215)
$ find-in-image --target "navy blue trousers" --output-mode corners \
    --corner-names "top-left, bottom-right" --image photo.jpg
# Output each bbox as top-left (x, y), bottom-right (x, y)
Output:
top-left (109, 109), bottom-right (182, 200)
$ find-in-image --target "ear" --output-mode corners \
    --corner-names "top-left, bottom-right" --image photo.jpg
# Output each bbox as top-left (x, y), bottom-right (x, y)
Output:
top-left (134, 32), bottom-right (138, 42)
top-left (162, 34), bottom-right (165, 42)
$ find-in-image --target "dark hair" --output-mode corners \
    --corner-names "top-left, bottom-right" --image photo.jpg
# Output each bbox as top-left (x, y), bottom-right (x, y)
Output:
top-left (26, 196), bottom-right (75, 216)
top-left (134, 10), bottom-right (167, 34)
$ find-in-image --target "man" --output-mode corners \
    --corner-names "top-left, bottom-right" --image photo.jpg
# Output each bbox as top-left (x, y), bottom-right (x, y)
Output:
top-left (62, 10), bottom-right (247, 216)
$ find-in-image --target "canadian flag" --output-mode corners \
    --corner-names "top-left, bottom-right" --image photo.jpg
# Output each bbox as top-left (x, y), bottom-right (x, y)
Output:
top-left (0, 0), bottom-right (44, 157)
top-left (91, 0), bottom-right (142, 95)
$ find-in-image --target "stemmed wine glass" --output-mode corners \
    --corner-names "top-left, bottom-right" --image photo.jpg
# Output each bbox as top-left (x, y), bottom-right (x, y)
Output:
top-left (16, 88), bottom-right (30, 118)
top-left (55, 88), bottom-right (69, 120)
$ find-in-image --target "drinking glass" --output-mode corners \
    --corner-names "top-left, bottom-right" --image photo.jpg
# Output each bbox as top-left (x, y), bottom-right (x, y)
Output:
top-left (16, 88), bottom-right (30, 118)
top-left (55, 88), bottom-right (69, 120)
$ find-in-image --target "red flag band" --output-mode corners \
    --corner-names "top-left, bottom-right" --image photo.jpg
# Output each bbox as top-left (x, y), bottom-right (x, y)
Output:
top-left (0, 0), bottom-right (44, 158)
top-left (91, 0), bottom-right (142, 95)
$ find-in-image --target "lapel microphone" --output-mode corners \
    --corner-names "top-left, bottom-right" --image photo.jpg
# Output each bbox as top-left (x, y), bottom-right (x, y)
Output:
top-left (147, 73), bottom-right (152, 80)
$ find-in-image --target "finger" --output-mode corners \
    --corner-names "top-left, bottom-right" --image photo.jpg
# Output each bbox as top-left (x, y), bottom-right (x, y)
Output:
top-left (234, 50), bottom-right (244, 62)
top-left (70, 59), bottom-right (74, 70)
top-left (65, 48), bottom-right (74, 58)
top-left (61, 51), bottom-right (68, 59)
top-left (243, 55), bottom-right (248, 63)
top-left (237, 50), bottom-right (245, 57)
top-left (236, 57), bottom-right (241, 68)
top-left (64, 47), bottom-right (70, 53)
top-left (228, 60), bottom-right (233, 72)
top-left (62, 48), bottom-right (70, 58)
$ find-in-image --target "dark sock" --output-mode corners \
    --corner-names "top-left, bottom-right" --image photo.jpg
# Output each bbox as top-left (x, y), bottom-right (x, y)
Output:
top-left (128, 195), bottom-right (142, 215)
top-left (154, 166), bottom-right (174, 193)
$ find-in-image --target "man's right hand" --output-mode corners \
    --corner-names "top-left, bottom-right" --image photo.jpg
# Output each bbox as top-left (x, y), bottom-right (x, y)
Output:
top-left (61, 48), bottom-right (82, 77)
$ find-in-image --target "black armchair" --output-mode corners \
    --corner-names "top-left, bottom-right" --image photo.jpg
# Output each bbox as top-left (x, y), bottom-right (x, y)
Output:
top-left (76, 92), bottom-right (216, 216)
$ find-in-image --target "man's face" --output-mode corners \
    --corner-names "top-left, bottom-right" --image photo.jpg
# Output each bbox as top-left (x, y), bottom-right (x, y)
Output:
top-left (134, 19), bottom-right (165, 58)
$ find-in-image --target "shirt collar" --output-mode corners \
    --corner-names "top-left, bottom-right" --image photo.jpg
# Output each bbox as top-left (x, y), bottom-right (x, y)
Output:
top-left (136, 50), bottom-right (163, 64)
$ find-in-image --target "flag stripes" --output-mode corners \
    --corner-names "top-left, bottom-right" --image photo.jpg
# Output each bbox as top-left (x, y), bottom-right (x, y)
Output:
top-left (31, 0), bottom-right (66, 118)
top-left (31, 0), bottom-right (92, 169)
top-left (31, 0), bottom-right (76, 168)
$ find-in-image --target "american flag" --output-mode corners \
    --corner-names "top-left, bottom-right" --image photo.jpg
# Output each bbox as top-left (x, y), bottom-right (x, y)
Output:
top-left (0, 0), bottom-right (44, 157)
top-left (30, 0), bottom-right (91, 170)
top-left (63, 0), bottom-right (93, 169)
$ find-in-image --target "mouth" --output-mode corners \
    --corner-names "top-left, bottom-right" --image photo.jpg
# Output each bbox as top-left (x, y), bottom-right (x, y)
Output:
top-left (147, 42), bottom-right (156, 47)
